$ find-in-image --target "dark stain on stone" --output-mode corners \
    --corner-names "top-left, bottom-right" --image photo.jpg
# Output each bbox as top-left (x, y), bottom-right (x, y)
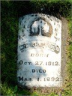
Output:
top-left (23, 25), bottom-right (25, 28)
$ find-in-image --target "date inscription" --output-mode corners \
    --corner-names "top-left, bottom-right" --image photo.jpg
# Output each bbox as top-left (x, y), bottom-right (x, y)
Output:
top-left (18, 61), bottom-right (59, 66)
top-left (18, 76), bottom-right (60, 81)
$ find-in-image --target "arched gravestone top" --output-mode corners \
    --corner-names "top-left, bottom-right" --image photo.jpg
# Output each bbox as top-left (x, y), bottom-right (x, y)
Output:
top-left (17, 13), bottom-right (62, 87)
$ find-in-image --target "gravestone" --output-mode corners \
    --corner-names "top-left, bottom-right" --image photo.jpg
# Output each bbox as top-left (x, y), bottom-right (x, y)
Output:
top-left (17, 14), bottom-right (62, 87)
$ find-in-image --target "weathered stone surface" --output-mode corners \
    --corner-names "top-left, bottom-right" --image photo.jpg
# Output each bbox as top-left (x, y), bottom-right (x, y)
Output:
top-left (17, 14), bottom-right (62, 87)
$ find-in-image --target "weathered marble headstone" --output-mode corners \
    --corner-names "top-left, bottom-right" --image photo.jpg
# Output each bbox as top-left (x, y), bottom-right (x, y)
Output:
top-left (17, 14), bottom-right (62, 87)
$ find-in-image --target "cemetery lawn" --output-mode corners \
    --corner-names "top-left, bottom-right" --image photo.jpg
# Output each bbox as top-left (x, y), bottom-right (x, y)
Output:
top-left (1, 0), bottom-right (72, 96)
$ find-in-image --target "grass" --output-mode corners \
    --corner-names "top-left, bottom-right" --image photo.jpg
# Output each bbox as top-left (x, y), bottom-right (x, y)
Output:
top-left (1, 0), bottom-right (72, 96)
